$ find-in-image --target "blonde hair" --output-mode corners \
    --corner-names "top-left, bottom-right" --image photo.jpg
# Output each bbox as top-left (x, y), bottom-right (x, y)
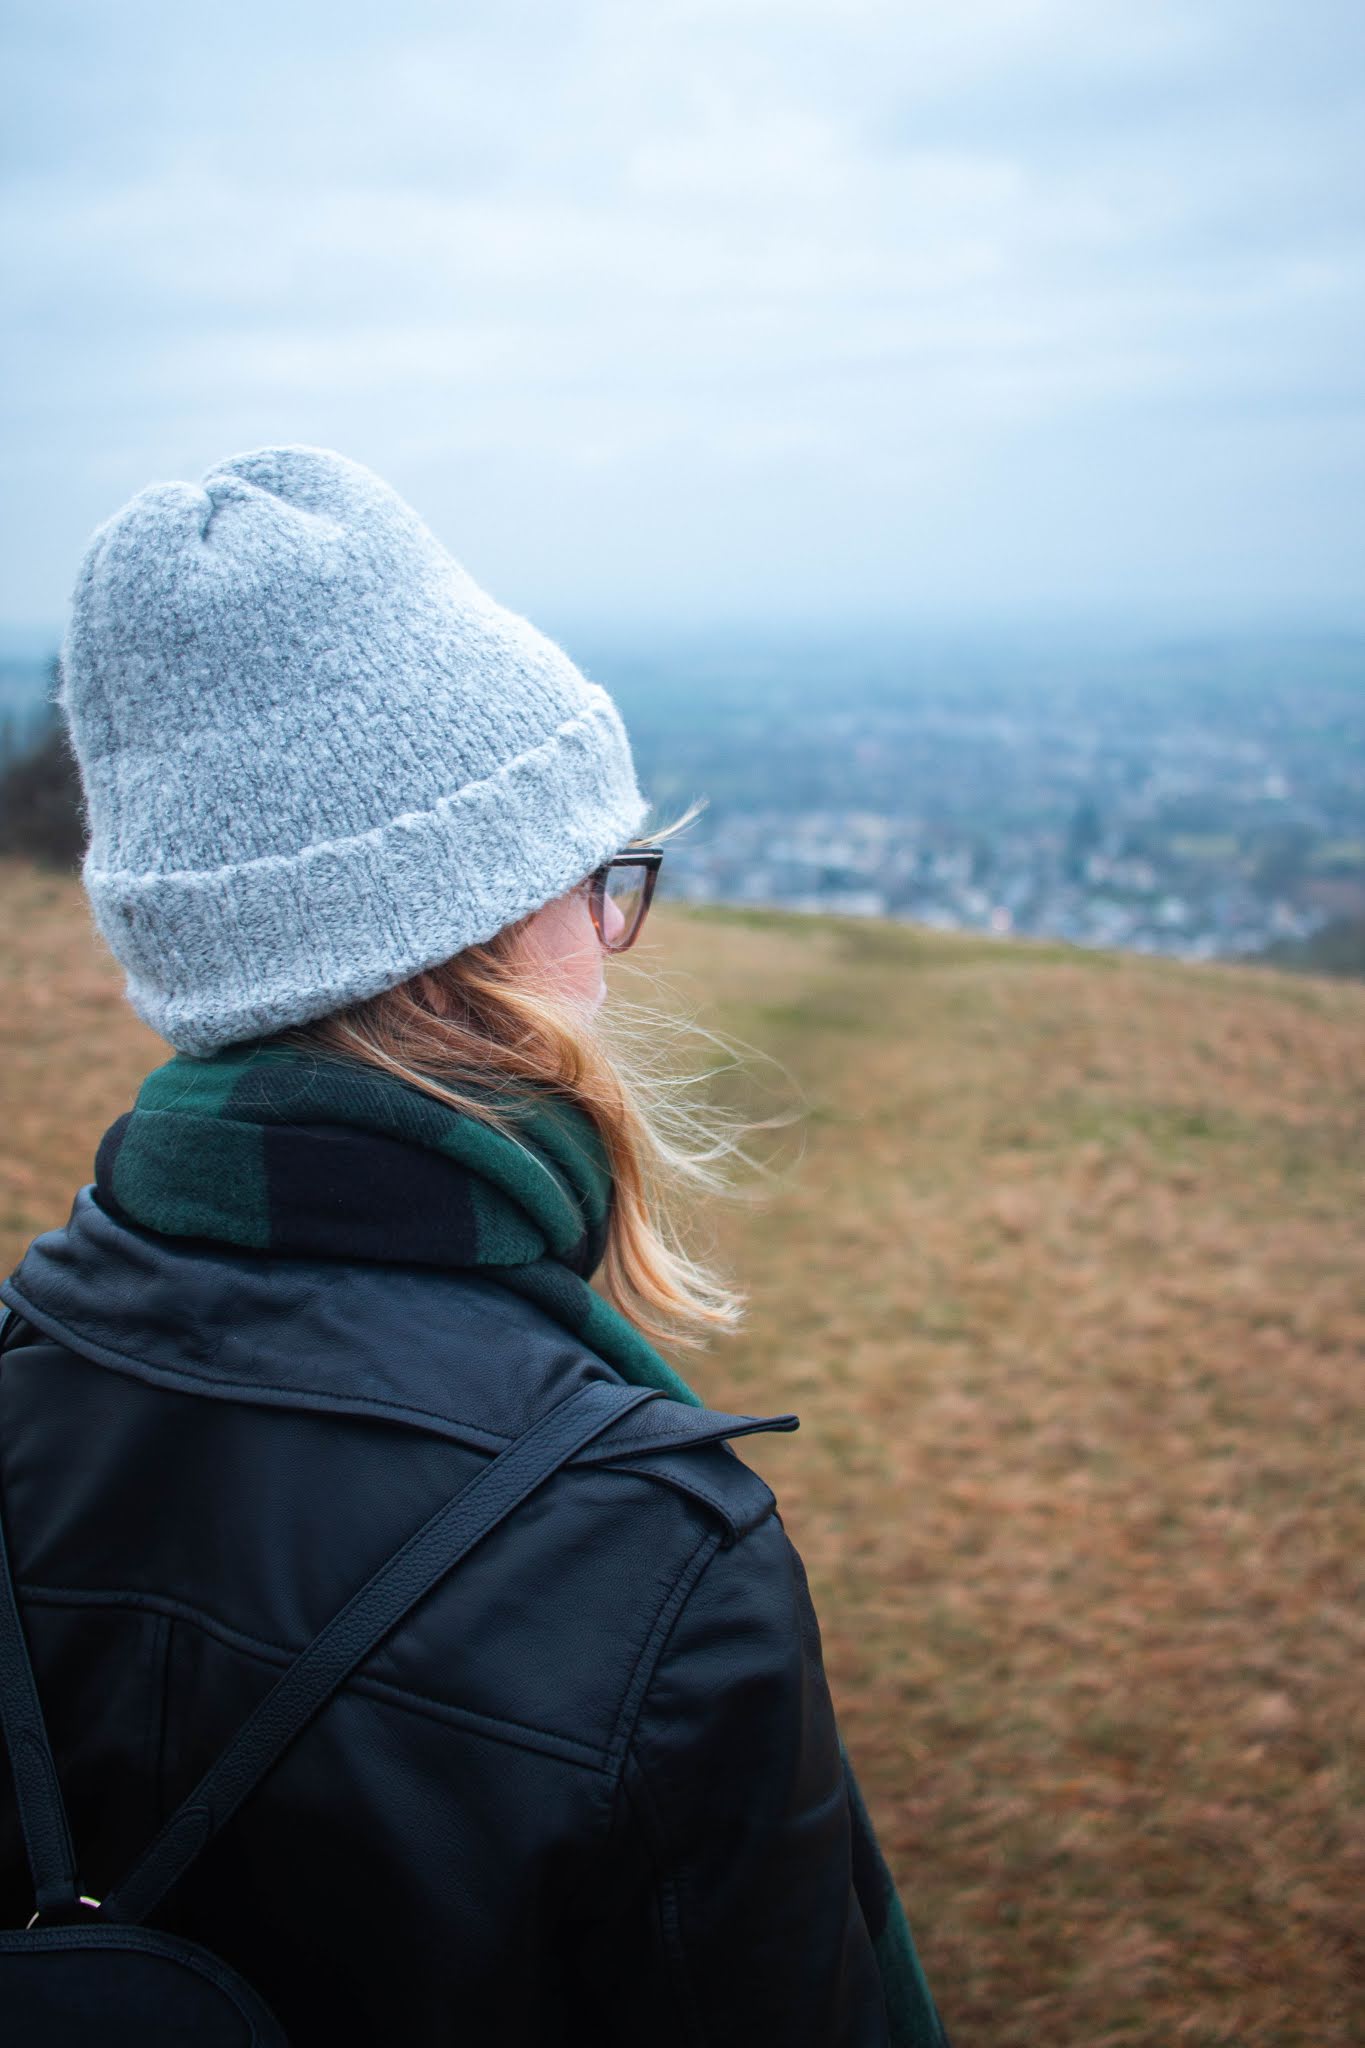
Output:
top-left (275, 800), bottom-right (796, 1354)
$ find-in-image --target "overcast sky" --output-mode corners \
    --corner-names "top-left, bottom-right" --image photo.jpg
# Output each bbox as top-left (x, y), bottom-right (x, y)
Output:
top-left (3, 0), bottom-right (1363, 640)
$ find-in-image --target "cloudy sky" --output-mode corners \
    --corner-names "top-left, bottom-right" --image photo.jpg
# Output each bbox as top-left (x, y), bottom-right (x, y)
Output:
top-left (3, 0), bottom-right (1362, 639)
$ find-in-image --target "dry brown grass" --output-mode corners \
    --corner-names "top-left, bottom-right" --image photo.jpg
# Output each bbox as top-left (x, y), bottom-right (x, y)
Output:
top-left (3, 861), bottom-right (1363, 2046)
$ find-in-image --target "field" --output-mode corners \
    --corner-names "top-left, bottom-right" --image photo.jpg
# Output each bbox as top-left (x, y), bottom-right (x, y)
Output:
top-left (2, 859), bottom-right (1363, 2045)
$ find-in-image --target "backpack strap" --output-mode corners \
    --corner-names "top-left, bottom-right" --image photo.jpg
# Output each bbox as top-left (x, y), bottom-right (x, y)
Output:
top-left (0, 1306), bottom-right (81, 1921)
top-left (0, 1298), bottom-right (659, 1930)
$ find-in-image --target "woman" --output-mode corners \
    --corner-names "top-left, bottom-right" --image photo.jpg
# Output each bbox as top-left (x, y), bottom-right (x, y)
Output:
top-left (0, 447), bottom-right (948, 2044)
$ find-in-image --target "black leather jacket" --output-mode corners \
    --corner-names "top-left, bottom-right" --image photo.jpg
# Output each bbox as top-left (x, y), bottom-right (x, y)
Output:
top-left (0, 1188), bottom-right (893, 2045)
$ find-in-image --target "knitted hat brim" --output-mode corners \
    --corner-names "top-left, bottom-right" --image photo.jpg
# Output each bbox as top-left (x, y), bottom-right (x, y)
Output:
top-left (84, 688), bottom-right (648, 1056)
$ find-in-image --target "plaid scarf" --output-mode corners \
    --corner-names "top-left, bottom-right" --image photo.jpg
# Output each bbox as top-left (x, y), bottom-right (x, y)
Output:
top-left (94, 1041), bottom-right (948, 2048)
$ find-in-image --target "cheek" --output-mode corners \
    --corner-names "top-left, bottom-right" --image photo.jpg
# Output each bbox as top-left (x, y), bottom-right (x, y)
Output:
top-left (529, 891), bottom-right (600, 978)
top-left (563, 891), bottom-right (599, 956)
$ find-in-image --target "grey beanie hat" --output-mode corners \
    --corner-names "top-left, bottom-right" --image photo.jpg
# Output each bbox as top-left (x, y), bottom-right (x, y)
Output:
top-left (58, 444), bottom-right (649, 1056)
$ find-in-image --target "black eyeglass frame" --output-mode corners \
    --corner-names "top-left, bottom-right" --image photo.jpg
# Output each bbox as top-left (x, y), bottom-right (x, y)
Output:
top-left (583, 845), bottom-right (664, 952)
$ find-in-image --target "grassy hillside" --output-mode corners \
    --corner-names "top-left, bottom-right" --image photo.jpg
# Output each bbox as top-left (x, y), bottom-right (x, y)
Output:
top-left (3, 858), bottom-right (1362, 2046)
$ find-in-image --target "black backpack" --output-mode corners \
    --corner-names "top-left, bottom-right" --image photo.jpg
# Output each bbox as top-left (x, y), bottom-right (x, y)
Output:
top-left (0, 1336), bottom-right (661, 2046)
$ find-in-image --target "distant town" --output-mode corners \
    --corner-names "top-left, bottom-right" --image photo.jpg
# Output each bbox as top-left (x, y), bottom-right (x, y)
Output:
top-left (597, 627), bottom-right (1365, 968)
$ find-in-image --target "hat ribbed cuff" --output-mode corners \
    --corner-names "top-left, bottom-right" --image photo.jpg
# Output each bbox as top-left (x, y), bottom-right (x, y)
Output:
top-left (84, 689), bottom-right (649, 1055)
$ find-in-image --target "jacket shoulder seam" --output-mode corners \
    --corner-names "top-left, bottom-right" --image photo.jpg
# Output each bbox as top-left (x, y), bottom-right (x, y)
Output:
top-left (604, 1524), bottom-right (723, 1774)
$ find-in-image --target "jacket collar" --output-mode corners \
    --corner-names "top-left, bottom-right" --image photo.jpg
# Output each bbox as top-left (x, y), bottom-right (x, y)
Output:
top-left (1, 1188), bottom-right (795, 1468)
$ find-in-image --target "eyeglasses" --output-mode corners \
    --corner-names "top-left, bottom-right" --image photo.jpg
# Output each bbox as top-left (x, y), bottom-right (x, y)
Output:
top-left (581, 845), bottom-right (663, 952)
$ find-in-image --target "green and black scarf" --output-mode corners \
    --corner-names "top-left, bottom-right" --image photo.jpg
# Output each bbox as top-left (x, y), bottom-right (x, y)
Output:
top-left (95, 1041), bottom-right (948, 2048)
